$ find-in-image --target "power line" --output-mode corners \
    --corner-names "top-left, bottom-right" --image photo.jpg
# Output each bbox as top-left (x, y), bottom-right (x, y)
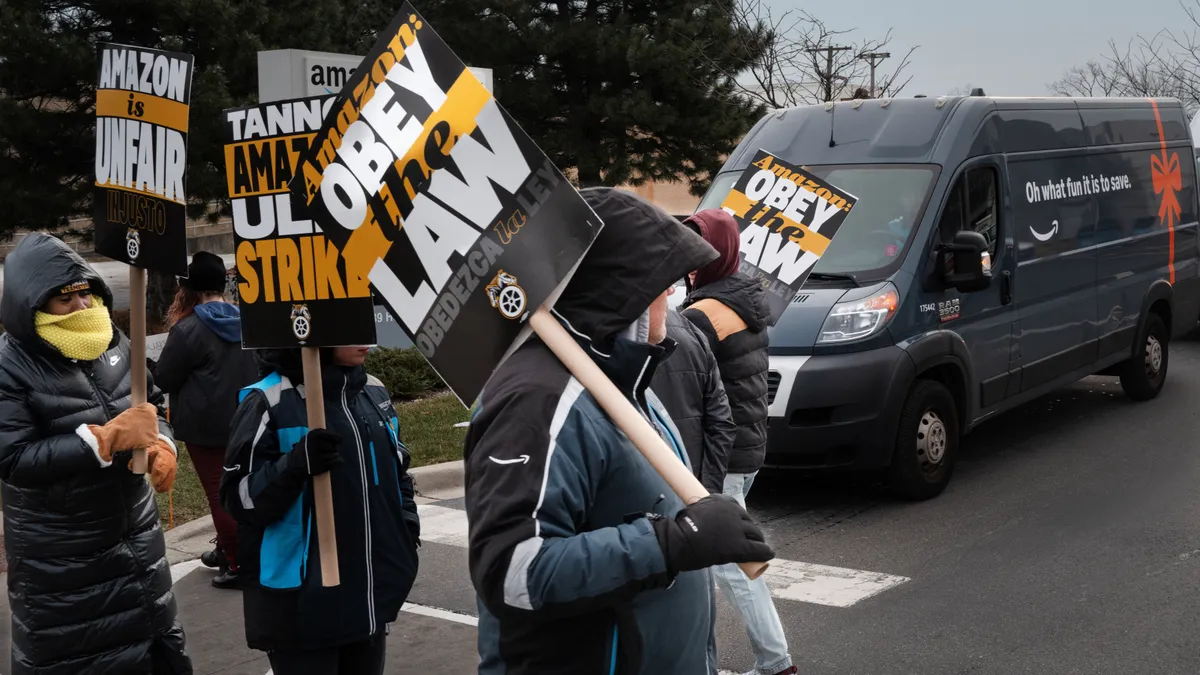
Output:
top-left (805, 45), bottom-right (852, 102)
top-left (859, 51), bottom-right (891, 98)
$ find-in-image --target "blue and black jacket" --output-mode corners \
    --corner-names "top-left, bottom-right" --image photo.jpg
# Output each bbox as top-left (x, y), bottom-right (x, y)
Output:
top-left (465, 188), bottom-right (723, 674)
top-left (219, 350), bottom-right (419, 652)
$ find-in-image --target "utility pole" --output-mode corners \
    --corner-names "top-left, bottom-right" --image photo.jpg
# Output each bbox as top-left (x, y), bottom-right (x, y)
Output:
top-left (860, 51), bottom-right (890, 98)
top-left (805, 45), bottom-right (851, 102)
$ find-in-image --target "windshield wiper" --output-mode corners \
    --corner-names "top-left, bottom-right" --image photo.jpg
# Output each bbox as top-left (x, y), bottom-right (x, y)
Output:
top-left (804, 272), bottom-right (859, 286)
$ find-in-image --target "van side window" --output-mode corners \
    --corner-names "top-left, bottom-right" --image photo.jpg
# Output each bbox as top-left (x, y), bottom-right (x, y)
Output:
top-left (936, 167), bottom-right (999, 272)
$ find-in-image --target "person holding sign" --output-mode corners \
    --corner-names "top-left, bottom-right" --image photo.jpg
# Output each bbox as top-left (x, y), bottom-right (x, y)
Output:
top-left (220, 346), bottom-right (420, 675)
top-left (466, 189), bottom-right (774, 675)
top-left (156, 251), bottom-right (259, 589)
top-left (0, 234), bottom-right (189, 674)
top-left (680, 209), bottom-right (795, 675)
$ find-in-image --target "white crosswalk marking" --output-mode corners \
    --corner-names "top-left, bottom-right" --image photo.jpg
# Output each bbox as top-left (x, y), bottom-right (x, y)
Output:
top-left (416, 503), bottom-right (909, 607)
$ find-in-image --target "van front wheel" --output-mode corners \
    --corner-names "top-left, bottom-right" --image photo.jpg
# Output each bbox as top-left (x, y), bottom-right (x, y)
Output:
top-left (1119, 313), bottom-right (1168, 401)
top-left (888, 380), bottom-right (959, 501)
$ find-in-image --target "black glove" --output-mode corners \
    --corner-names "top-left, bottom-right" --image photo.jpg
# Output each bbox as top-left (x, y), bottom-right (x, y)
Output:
top-left (649, 495), bottom-right (775, 575)
top-left (286, 429), bottom-right (344, 475)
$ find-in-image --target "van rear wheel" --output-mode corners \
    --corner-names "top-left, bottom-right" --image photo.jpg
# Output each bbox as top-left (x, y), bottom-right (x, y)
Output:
top-left (887, 380), bottom-right (959, 501)
top-left (1119, 312), bottom-right (1168, 401)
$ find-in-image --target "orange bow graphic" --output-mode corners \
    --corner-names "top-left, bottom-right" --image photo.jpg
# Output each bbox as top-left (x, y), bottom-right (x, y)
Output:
top-left (1152, 150), bottom-right (1182, 227)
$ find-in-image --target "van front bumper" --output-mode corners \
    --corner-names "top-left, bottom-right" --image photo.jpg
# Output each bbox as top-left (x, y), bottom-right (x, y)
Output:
top-left (764, 347), bottom-right (915, 470)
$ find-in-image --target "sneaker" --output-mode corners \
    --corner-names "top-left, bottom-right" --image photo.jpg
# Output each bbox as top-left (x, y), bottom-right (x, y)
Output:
top-left (200, 539), bottom-right (227, 569)
top-left (211, 566), bottom-right (243, 590)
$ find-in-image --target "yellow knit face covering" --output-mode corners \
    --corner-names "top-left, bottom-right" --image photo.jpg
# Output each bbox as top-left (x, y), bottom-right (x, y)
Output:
top-left (35, 296), bottom-right (114, 361)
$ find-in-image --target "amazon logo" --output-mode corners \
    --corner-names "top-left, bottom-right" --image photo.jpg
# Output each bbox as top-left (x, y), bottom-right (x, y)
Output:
top-left (1030, 219), bottom-right (1059, 242)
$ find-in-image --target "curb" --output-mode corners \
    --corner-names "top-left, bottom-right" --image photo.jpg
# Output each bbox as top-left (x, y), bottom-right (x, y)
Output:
top-left (410, 459), bottom-right (465, 500)
top-left (164, 513), bottom-right (213, 546)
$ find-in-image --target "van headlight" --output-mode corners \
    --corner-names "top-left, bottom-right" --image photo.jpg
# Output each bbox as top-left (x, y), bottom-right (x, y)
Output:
top-left (817, 283), bottom-right (900, 344)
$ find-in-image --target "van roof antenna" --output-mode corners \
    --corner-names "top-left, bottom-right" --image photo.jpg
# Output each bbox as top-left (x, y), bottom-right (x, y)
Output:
top-left (827, 100), bottom-right (837, 147)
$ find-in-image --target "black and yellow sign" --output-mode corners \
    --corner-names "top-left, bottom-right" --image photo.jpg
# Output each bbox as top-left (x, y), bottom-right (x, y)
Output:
top-left (223, 95), bottom-right (377, 348)
top-left (721, 150), bottom-right (858, 323)
top-left (289, 5), bottom-right (601, 403)
top-left (94, 43), bottom-right (194, 275)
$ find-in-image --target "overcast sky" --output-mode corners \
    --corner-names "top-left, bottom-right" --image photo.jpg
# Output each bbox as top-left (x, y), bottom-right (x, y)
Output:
top-left (762, 0), bottom-right (1190, 97)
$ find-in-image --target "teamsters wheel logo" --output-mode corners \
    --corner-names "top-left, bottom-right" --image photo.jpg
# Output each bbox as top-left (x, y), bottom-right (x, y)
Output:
top-left (486, 270), bottom-right (527, 320)
top-left (290, 304), bottom-right (312, 341)
top-left (125, 229), bottom-right (140, 261)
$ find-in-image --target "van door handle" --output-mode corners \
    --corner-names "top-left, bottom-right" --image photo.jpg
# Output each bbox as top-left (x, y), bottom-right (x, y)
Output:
top-left (1001, 271), bottom-right (1013, 305)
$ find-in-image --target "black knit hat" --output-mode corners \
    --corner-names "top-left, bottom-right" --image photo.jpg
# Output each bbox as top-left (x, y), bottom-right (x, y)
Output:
top-left (181, 251), bottom-right (227, 292)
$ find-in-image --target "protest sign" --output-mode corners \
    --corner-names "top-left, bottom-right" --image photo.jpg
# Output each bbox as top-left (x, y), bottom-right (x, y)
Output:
top-left (721, 150), bottom-right (858, 323)
top-left (94, 43), bottom-right (194, 276)
top-left (224, 95), bottom-right (377, 348)
top-left (290, 5), bottom-right (601, 404)
top-left (94, 42), bottom-right (194, 475)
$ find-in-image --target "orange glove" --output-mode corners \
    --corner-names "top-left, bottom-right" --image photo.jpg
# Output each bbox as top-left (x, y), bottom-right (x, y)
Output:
top-left (145, 437), bottom-right (178, 493)
top-left (87, 403), bottom-right (159, 464)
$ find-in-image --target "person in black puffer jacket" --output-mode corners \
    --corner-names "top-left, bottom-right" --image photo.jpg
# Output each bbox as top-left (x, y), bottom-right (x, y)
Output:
top-left (680, 209), bottom-right (796, 675)
top-left (155, 251), bottom-right (259, 589)
top-left (220, 346), bottom-right (420, 675)
top-left (650, 304), bottom-right (736, 494)
top-left (0, 233), bottom-right (191, 675)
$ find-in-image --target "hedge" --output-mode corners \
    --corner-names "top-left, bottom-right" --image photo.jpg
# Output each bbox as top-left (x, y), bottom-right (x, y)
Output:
top-left (364, 347), bottom-right (445, 401)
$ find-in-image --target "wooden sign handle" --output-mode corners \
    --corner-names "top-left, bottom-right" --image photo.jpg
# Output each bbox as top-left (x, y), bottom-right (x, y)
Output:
top-left (528, 308), bottom-right (769, 580)
top-left (301, 347), bottom-right (340, 587)
top-left (129, 266), bottom-right (148, 475)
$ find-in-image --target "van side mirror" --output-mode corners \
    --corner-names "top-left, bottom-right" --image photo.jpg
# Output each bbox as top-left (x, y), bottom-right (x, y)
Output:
top-left (939, 231), bottom-right (992, 293)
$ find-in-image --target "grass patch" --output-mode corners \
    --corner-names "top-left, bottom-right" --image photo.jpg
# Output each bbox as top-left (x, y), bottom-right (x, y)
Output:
top-left (157, 446), bottom-right (209, 531)
top-left (397, 392), bottom-right (470, 468)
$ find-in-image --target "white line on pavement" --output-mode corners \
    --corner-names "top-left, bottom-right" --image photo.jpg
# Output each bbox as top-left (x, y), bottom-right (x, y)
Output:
top-left (402, 602), bottom-right (479, 626)
top-left (171, 559), bottom-right (204, 583)
top-left (415, 504), bottom-right (910, 608)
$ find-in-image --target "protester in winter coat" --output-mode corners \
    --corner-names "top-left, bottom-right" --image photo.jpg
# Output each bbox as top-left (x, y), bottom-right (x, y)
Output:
top-left (650, 305), bottom-right (736, 494)
top-left (156, 251), bottom-right (259, 588)
top-left (220, 346), bottom-right (420, 675)
top-left (681, 208), bottom-right (794, 675)
top-left (466, 188), bottom-right (775, 675)
top-left (0, 233), bottom-right (190, 674)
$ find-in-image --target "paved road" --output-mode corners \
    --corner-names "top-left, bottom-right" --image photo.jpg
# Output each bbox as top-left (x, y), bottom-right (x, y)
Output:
top-left (5, 340), bottom-right (1200, 673)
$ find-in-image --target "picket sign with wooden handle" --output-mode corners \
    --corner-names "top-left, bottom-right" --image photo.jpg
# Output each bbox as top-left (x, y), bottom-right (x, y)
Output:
top-left (527, 307), bottom-right (770, 580)
top-left (301, 347), bottom-right (341, 587)
top-left (128, 266), bottom-right (148, 475)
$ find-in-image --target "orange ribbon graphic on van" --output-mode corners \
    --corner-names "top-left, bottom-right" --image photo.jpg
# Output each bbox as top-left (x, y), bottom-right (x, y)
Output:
top-left (1149, 99), bottom-right (1178, 284)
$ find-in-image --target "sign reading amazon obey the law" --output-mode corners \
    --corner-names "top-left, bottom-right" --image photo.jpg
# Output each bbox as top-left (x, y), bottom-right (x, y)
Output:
top-left (291, 5), bottom-right (601, 403)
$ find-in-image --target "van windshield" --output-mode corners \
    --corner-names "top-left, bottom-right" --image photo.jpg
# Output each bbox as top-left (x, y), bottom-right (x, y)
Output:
top-left (697, 164), bottom-right (938, 282)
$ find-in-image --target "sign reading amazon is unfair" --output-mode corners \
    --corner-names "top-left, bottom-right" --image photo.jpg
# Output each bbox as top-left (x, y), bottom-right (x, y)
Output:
top-left (224, 95), bottom-right (377, 348)
top-left (291, 6), bottom-right (601, 403)
top-left (94, 43), bottom-right (194, 275)
top-left (722, 150), bottom-right (857, 323)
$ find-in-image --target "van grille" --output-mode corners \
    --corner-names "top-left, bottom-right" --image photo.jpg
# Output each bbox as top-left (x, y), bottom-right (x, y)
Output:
top-left (767, 371), bottom-right (781, 405)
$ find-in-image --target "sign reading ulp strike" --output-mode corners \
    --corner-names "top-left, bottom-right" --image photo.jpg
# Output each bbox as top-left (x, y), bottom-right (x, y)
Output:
top-left (94, 43), bottom-right (194, 275)
top-left (721, 150), bottom-right (857, 323)
top-left (291, 5), bottom-right (601, 403)
top-left (224, 95), bottom-right (377, 348)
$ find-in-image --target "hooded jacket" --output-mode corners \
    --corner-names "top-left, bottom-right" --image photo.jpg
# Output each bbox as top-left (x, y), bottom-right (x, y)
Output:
top-left (467, 188), bottom-right (721, 675)
top-left (155, 301), bottom-right (259, 447)
top-left (0, 233), bottom-right (190, 675)
top-left (650, 310), bottom-right (735, 493)
top-left (682, 210), bottom-right (772, 475)
top-left (219, 349), bottom-right (420, 652)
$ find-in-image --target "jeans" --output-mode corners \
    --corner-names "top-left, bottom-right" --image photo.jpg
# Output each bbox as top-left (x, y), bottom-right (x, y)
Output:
top-left (186, 444), bottom-right (239, 568)
top-left (712, 472), bottom-right (792, 675)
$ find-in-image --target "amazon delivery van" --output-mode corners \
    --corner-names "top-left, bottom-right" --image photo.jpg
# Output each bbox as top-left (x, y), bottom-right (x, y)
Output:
top-left (696, 95), bottom-right (1200, 500)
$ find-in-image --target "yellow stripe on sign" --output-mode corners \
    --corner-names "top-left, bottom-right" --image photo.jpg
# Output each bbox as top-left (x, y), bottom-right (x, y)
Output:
top-left (96, 89), bottom-right (189, 133)
top-left (722, 189), bottom-right (831, 257)
top-left (721, 189), bottom-right (755, 218)
top-left (340, 69), bottom-right (493, 288)
top-left (94, 180), bottom-right (174, 202)
top-left (224, 134), bottom-right (312, 199)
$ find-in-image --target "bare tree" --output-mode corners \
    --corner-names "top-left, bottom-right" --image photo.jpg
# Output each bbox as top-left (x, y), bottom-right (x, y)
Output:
top-left (1049, 4), bottom-right (1200, 115)
top-left (714, 0), bottom-right (918, 108)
